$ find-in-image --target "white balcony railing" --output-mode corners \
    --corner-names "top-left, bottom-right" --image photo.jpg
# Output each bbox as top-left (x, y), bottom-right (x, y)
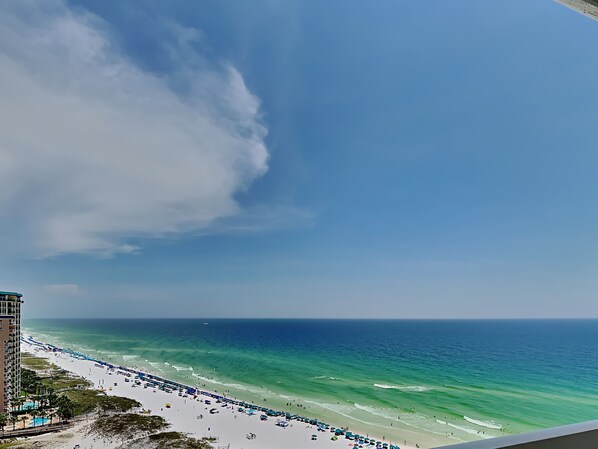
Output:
top-left (436, 420), bottom-right (598, 449)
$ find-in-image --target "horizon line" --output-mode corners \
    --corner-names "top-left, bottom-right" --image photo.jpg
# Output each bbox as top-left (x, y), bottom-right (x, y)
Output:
top-left (22, 316), bottom-right (598, 321)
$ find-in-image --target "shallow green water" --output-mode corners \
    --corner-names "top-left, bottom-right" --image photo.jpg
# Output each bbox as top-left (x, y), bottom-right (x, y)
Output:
top-left (24, 319), bottom-right (598, 447)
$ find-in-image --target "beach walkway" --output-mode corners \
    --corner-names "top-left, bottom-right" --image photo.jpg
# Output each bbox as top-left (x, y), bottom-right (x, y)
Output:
top-left (0, 422), bottom-right (72, 439)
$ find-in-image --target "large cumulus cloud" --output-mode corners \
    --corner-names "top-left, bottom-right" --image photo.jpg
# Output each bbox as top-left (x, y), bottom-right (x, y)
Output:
top-left (0, 1), bottom-right (269, 256)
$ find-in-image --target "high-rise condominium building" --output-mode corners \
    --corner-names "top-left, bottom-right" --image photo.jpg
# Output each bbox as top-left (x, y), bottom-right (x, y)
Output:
top-left (0, 291), bottom-right (22, 412)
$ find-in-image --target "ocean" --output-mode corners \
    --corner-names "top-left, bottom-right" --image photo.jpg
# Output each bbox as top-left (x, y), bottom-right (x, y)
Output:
top-left (23, 319), bottom-right (598, 448)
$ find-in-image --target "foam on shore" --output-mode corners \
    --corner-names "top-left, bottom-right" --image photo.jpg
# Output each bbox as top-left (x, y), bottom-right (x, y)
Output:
top-left (373, 384), bottom-right (432, 392)
top-left (464, 416), bottom-right (503, 430)
top-left (21, 340), bottom-right (420, 449)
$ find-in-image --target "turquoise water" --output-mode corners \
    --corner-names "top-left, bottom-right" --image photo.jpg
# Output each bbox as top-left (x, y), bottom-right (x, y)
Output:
top-left (30, 417), bottom-right (49, 427)
top-left (21, 401), bottom-right (36, 410)
top-left (24, 319), bottom-right (598, 448)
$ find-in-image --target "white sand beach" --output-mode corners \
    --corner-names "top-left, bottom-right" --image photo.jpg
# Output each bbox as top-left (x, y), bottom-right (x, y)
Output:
top-left (21, 342), bottom-right (417, 449)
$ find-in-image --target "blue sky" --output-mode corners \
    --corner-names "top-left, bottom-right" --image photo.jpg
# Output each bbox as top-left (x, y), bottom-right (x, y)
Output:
top-left (1, 0), bottom-right (597, 318)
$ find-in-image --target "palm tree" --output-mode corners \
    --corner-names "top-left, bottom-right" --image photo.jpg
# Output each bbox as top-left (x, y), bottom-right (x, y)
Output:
top-left (9, 414), bottom-right (17, 431)
top-left (32, 394), bottom-right (42, 410)
top-left (0, 412), bottom-right (8, 432)
top-left (47, 389), bottom-right (58, 409)
top-left (32, 409), bottom-right (38, 427)
top-left (55, 396), bottom-right (74, 423)
top-left (10, 397), bottom-right (24, 413)
top-left (40, 406), bottom-right (49, 426)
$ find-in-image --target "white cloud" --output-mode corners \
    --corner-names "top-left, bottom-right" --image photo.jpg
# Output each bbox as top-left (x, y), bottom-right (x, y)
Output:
top-left (0, 1), bottom-right (269, 257)
top-left (44, 284), bottom-right (82, 295)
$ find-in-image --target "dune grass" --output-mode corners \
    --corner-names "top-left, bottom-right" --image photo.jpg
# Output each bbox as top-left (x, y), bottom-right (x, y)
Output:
top-left (90, 413), bottom-right (168, 441)
top-left (63, 389), bottom-right (140, 416)
top-left (20, 353), bottom-right (56, 371)
top-left (146, 432), bottom-right (214, 449)
top-left (21, 353), bottom-right (91, 391)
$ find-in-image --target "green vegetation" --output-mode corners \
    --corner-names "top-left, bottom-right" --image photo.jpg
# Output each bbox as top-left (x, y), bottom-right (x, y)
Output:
top-left (0, 412), bottom-right (8, 431)
top-left (55, 395), bottom-right (74, 421)
top-left (21, 368), bottom-right (43, 395)
top-left (0, 440), bottom-right (55, 449)
top-left (42, 371), bottom-right (90, 391)
top-left (21, 354), bottom-right (90, 392)
top-left (17, 352), bottom-right (145, 444)
top-left (63, 389), bottom-right (140, 416)
top-left (17, 351), bottom-right (137, 438)
top-left (153, 432), bottom-right (214, 449)
top-left (0, 439), bottom-right (51, 449)
top-left (14, 364), bottom-right (74, 426)
top-left (90, 414), bottom-right (168, 441)
top-left (94, 426), bottom-right (214, 448)
top-left (20, 353), bottom-right (55, 371)
top-left (61, 390), bottom-right (99, 415)
top-left (98, 395), bottom-right (141, 413)
top-left (144, 432), bottom-right (214, 449)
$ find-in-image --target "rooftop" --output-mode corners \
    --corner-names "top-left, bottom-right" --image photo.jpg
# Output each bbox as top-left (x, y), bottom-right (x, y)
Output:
top-left (0, 292), bottom-right (22, 298)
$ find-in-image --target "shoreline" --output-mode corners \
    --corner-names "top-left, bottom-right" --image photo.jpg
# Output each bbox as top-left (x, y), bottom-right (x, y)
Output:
top-left (23, 321), bottom-right (520, 447)
top-left (21, 336), bottom-right (420, 449)
top-left (23, 327), bottom-right (488, 448)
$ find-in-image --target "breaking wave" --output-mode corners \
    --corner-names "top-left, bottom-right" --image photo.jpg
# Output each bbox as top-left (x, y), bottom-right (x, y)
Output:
top-left (374, 384), bottom-right (432, 392)
top-left (171, 365), bottom-right (193, 371)
top-left (191, 373), bottom-right (269, 396)
top-left (464, 416), bottom-right (503, 430)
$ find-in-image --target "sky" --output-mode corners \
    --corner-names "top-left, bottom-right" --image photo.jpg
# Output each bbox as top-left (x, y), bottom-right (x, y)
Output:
top-left (1, 0), bottom-right (597, 319)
